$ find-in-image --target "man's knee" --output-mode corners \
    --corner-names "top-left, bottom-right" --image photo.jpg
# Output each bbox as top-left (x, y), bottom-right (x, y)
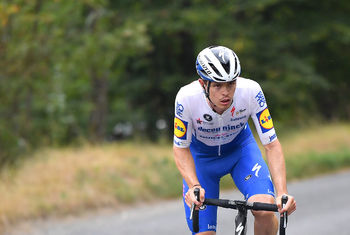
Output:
top-left (251, 209), bottom-right (276, 220)
top-left (197, 231), bottom-right (216, 235)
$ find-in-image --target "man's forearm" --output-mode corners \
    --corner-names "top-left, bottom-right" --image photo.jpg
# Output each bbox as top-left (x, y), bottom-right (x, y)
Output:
top-left (265, 139), bottom-right (288, 196)
top-left (173, 146), bottom-right (200, 187)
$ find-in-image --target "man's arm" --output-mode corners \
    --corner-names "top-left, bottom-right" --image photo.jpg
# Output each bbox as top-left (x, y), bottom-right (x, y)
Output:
top-left (264, 139), bottom-right (287, 196)
top-left (264, 139), bottom-right (296, 215)
top-left (173, 145), bottom-right (200, 188)
top-left (173, 145), bottom-right (205, 207)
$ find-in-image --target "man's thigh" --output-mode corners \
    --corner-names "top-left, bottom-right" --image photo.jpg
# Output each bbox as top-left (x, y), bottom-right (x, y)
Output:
top-left (231, 141), bottom-right (275, 200)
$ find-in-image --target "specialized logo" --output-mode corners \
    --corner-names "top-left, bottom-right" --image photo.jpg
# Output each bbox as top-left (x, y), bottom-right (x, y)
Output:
top-left (252, 163), bottom-right (261, 177)
top-left (231, 106), bottom-right (235, 117)
top-left (256, 108), bottom-right (274, 133)
top-left (218, 50), bottom-right (226, 63)
top-left (236, 222), bottom-right (244, 235)
top-left (255, 91), bottom-right (266, 107)
top-left (174, 117), bottom-right (188, 139)
top-left (176, 102), bottom-right (184, 117)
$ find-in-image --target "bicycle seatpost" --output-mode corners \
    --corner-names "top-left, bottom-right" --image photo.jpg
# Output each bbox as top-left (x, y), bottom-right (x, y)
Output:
top-left (280, 195), bottom-right (288, 235)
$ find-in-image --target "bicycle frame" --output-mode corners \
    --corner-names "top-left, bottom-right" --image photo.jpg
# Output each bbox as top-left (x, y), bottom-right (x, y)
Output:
top-left (234, 200), bottom-right (248, 235)
top-left (191, 188), bottom-right (288, 235)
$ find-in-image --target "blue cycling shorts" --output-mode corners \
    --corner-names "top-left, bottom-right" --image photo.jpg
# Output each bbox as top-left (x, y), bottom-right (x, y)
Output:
top-left (183, 127), bottom-right (275, 234)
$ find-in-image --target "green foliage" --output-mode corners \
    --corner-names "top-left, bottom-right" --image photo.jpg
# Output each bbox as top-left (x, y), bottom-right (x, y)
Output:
top-left (1, 0), bottom-right (350, 165)
top-left (286, 149), bottom-right (350, 179)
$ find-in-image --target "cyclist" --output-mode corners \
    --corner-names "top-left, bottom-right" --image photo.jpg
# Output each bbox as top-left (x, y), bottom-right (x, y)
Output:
top-left (173, 45), bottom-right (296, 235)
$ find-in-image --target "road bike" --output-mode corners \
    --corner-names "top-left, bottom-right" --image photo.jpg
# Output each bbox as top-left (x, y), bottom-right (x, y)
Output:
top-left (190, 188), bottom-right (288, 234)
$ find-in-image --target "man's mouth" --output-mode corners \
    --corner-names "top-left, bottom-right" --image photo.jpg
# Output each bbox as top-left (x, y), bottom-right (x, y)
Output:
top-left (220, 98), bottom-right (231, 105)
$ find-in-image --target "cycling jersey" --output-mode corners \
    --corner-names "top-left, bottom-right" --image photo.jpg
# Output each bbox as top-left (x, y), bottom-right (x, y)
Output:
top-left (173, 77), bottom-right (278, 234)
top-left (174, 77), bottom-right (277, 152)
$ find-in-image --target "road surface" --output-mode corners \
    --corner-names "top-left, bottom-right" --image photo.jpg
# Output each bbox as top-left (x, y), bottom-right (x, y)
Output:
top-left (5, 170), bottom-right (350, 235)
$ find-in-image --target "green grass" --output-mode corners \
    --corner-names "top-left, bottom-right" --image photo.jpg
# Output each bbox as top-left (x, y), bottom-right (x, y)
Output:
top-left (0, 123), bottom-right (350, 231)
top-left (286, 149), bottom-right (350, 179)
top-left (219, 149), bottom-right (350, 190)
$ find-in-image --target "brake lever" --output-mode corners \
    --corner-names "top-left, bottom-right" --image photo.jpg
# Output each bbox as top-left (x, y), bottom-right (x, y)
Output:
top-left (190, 188), bottom-right (200, 219)
top-left (280, 195), bottom-right (288, 235)
top-left (191, 187), bottom-right (200, 233)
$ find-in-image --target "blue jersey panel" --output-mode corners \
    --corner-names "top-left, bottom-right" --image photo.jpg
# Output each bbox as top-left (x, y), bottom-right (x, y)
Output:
top-left (183, 125), bottom-right (274, 233)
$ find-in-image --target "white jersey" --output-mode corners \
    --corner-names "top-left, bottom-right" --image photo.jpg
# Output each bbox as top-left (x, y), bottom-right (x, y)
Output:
top-left (173, 77), bottom-right (277, 151)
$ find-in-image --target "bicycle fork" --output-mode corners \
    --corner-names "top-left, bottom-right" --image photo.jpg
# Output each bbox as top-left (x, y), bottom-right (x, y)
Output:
top-left (234, 201), bottom-right (248, 235)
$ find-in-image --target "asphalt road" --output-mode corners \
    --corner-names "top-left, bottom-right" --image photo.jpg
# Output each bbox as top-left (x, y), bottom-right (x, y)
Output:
top-left (5, 170), bottom-right (350, 235)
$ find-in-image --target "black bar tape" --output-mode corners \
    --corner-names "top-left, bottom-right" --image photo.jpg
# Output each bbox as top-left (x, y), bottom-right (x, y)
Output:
top-left (252, 202), bottom-right (278, 212)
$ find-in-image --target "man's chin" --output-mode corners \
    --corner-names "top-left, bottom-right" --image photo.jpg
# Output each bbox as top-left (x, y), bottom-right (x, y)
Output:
top-left (220, 103), bottom-right (231, 109)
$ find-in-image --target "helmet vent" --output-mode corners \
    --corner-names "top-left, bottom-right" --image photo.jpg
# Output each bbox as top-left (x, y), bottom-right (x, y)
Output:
top-left (233, 57), bottom-right (238, 75)
top-left (213, 76), bottom-right (225, 82)
top-left (208, 62), bottom-right (222, 77)
top-left (204, 55), bottom-right (211, 62)
top-left (222, 60), bottom-right (230, 74)
top-left (198, 69), bottom-right (208, 78)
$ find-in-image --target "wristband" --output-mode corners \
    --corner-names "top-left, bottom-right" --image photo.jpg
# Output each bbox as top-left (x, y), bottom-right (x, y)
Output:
top-left (192, 184), bottom-right (201, 188)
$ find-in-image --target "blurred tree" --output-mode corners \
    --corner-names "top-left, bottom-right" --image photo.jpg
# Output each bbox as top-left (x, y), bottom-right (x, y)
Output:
top-left (0, 0), bottom-right (349, 165)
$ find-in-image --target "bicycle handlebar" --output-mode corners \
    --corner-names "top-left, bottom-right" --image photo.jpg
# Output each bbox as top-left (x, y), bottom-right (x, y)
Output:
top-left (191, 190), bottom-right (288, 234)
top-left (204, 198), bottom-right (278, 212)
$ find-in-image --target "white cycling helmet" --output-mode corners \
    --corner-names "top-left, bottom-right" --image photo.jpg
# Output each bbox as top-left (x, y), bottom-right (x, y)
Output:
top-left (196, 45), bottom-right (241, 82)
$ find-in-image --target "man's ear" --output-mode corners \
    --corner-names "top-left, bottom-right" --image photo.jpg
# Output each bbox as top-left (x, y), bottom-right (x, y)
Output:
top-left (198, 79), bottom-right (205, 87)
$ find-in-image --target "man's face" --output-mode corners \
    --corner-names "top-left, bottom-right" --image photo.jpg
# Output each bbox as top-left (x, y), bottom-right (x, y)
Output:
top-left (200, 79), bottom-right (237, 114)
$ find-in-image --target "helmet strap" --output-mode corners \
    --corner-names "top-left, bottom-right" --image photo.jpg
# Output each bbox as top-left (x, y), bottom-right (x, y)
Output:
top-left (202, 81), bottom-right (218, 112)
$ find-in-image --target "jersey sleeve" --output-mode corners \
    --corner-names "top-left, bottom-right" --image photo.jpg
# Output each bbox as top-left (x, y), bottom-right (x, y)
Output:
top-left (250, 82), bottom-right (278, 145)
top-left (173, 88), bottom-right (193, 148)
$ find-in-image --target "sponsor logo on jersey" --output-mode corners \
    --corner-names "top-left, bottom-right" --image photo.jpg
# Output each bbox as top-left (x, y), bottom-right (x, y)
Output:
top-left (176, 102), bottom-right (184, 117)
top-left (196, 117), bottom-right (213, 125)
top-left (230, 115), bottom-right (247, 122)
top-left (269, 133), bottom-right (277, 142)
top-left (174, 117), bottom-right (188, 139)
top-left (197, 122), bottom-right (245, 133)
top-left (255, 91), bottom-right (266, 108)
top-left (231, 106), bottom-right (235, 117)
top-left (203, 114), bottom-right (213, 122)
top-left (252, 163), bottom-right (261, 177)
top-left (173, 139), bottom-right (183, 146)
top-left (230, 107), bottom-right (247, 118)
top-left (256, 108), bottom-right (274, 133)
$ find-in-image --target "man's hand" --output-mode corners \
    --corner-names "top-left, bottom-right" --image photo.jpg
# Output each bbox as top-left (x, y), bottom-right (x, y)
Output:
top-left (276, 194), bottom-right (296, 215)
top-left (185, 186), bottom-right (205, 208)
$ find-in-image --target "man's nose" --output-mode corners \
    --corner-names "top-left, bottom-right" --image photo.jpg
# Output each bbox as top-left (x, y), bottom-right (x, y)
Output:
top-left (222, 85), bottom-right (230, 94)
